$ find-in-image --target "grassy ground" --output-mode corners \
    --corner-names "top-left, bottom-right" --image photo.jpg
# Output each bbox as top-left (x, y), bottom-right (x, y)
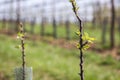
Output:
top-left (0, 34), bottom-right (120, 80)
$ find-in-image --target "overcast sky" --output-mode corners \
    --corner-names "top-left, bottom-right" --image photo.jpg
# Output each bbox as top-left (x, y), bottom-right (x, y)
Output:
top-left (0, 0), bottom-right (119, 22)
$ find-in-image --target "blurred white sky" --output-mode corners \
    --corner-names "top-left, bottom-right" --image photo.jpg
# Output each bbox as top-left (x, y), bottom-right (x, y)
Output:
top-left (0, 0), bottom-right (119, 22)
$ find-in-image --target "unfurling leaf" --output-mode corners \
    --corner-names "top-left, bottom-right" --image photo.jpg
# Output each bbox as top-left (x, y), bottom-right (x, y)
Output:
top-left (75, 30), bottom-right (80, 36)
top-left (15, 45), bottom-right (21, 49)
top-left (76, 42), bottom-right (80, 49)
top-left (82, 44), bottom-right (90, 51)
top-left (17, 32), bottom-right (24, 37)
top-left (75, 31), bottom-right (95, 51)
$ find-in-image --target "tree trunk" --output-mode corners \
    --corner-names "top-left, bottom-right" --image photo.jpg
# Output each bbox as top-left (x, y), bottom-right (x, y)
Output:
top-left (15, 0), bottom-right (20, 32)
top-left (65, 20), bottom-right (70, 40)
top-left (53, 18), bottom-right (57, 38)
top-left (110, 0), bottom-right (115, 48)
top-left (102, 17), bottom-right (108, 44)
top-left (22, 19), bottom-right (26, 32)
top-left (118, 17), bottom-right (120, 47)
top-left (30, 18), bottom-right (36, 34)
top-left (41, 18), bottom-right (45, 36)
top-left (2, 18), bottom-right (6, 29)
top-left (118, 18), bottom-right (120, 32)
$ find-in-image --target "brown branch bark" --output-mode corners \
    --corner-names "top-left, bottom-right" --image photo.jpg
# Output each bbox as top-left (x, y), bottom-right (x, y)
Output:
top-left (20, 23), bottom-right (25, 80)
top-left (71, 1), bottom-right (84, 80)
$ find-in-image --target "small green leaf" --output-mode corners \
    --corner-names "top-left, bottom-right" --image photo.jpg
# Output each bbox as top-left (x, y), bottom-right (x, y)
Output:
top-left (82, 44), bottom-right (90, 51)
top-left (75, 30), bottom-right (80, 36)
top-left (15, 45), bottom-right (21, 49)
top-left (17, 32), bottom-right (24, 37)
top-left (76, 42), bottom-right (80, 49)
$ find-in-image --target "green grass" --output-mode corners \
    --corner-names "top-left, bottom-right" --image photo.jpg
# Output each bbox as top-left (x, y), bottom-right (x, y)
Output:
top-left (0, 34), bottom-right (120, 80)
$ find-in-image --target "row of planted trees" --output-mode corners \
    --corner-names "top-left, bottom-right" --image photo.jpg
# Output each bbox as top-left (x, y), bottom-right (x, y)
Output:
top-left (0, 0), bottom-right (120, 45)
top-left (0, 13), bottom-right (120, 42)
top-left (0, 17), bottom-right (71, 40)
top-left (92, 0), bottom-right (120, 48)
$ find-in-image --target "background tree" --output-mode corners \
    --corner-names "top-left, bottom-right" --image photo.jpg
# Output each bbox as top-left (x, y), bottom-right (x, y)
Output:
top-left (92, 1), bottom-right (102, 28)
top-left (65, 17), bottom-right (70, 40)
top-left (30, 17), bottom-right (36, 34)
top-left (2, 15), bottom-right (6, 29)
top-left (9, 0), bottom-right (14, 31)
top-left (41, 17), bottom-right (45, 36)
top-left (52, 0), bottom-right (57, 38)
top-left (110, 0), bottom-right (115, 48)
top-left (117, 17), bottom-right (120, 47)
top-left (118, 18), bottom-right (120, 32)
top-left (22, 18), bottom-right (26, 32)
top-left (16, 0), bottom-right (21, 32)
top-left (40, 1), bottom-right (46, 36)
top-left (102, 17), bottom-right (108, 44)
